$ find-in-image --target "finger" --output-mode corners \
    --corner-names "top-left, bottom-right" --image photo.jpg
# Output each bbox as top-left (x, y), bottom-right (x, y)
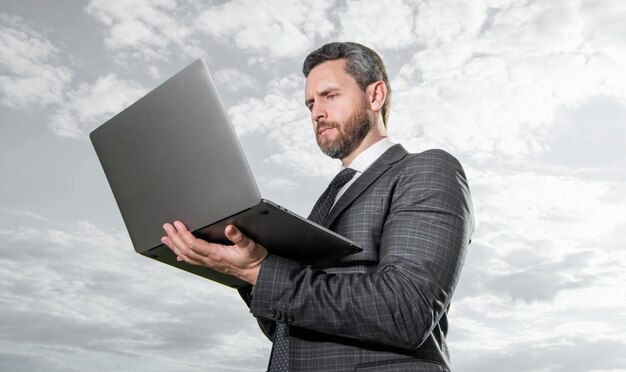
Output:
top-left (225, 225), bottom-right (254, 249)
top-left (174, 221), bottom-right (203, 253)
top-left (161, 236), bottom-right (184, 260)
top-left (162, 235), bottom-right (204, 265)
top-left (170, 222), bottom-right (217, 263)
top-left (173, 220), bottom-right (189, 234)
top-left (171, 220), bottom-right (214, 258)
top-left (163, 223), bottom-right (195, 258)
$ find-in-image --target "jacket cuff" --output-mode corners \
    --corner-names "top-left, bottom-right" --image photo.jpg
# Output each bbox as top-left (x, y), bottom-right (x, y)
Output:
top-left (249, 254), bottom-right (299, 323)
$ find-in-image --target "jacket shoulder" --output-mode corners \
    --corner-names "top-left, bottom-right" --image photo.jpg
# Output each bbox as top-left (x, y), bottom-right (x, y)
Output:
top-left (400, 148), bottom-right (464, 173)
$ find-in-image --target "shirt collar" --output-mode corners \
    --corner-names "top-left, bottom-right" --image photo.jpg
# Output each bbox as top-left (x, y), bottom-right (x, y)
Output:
top-left (343, 137), bottom-right (395, 173)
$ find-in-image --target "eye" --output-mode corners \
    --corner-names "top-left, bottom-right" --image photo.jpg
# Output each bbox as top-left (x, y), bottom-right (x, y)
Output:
top-left (327, 94), bottom-right (336, 100)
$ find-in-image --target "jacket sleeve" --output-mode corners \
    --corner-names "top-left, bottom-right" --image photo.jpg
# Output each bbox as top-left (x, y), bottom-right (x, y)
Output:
top-left (248, 150), bottom-right (474, 350)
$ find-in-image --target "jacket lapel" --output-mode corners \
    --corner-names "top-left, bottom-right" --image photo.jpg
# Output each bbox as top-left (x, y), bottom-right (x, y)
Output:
top-left (322, 144), bottom-right (408, 228)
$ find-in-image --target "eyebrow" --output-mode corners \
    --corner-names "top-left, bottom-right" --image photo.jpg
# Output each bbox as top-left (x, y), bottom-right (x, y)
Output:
top-left (305, 86), bottom-right (340, 107)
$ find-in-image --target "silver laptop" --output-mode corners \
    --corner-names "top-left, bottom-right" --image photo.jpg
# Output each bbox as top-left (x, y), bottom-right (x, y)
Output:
top-left (90, 59), bottom-right (361, 288)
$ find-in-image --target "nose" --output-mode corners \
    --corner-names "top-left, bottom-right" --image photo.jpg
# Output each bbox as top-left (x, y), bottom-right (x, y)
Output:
top-left (311, 102), bottom-right (326, 124)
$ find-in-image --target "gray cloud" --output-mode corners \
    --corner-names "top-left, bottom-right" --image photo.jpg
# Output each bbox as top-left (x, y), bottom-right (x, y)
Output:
top-left (85, 0), bottom-right (203, 62)
top-left (453, 337), bottom-right (626, 372)
top-left (456, 241), bottom-right (599, 303)
top-left (3, 0), bottom-right (626, 371)
top-left (337, 0), bottom-right (418, 50)
top-left (0, 220), bottom-right (268, 371)
top-left (48, 73), bottom-right (146, 139)
top-left (0, 13), bottom-right (73, 109)
top-left (195, 0), bottom-right (336, 60)
top-left (213, 67), bottom-right (260, 93)
top-left (542, 95), bottom-right (626, 171)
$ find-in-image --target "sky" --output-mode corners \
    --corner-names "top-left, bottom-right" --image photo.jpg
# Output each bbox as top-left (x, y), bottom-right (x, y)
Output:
top-left (1, 0), bottom-right (626, 371)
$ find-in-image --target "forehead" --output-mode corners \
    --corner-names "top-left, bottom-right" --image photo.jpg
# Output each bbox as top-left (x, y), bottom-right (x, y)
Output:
top-left (305, 59), bottom-right (359, 95)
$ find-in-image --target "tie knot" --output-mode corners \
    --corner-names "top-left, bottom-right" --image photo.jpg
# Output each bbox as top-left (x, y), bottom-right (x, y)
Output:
top-left (330, 168), bottom-right (357, 189)
top-left (307, 168), bottom-right (357, 225)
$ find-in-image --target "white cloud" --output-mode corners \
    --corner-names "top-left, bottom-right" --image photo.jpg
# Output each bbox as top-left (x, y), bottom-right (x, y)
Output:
top-left (228, 73), bottom-right (339, 178)
top-left (85, 0), bottom-right (203, 61)
top-left (413, 0), bottom-right (486, 46)
top-left (542, 96), bottom-right (626, 171)
top-left (49, 74), bottom-right (146, 139)
top-left (470, 168), bottom-right (626, 248)
top-left (213, 68), bottom-right (259, 93)
top-left (4, 1), bottom-right (626, 370)
top-left (0, 207), bottom-right (49, 222)
top-left (0, 14), bottom-right (72, 109)
top-left (390, 0), bottom-right (626, 161)
top-left (195, 0), bottom-right (336, 60)
top-left (257, 176), bottom-right (299, 193)
top-left (337, 0), bottom-right (417, 50)
top-left (228, 75), bottom-right (304, 137)
top-left (147, 65), bottom-right (161, 79)
top-left (0, 220), bottom-right (269, 371)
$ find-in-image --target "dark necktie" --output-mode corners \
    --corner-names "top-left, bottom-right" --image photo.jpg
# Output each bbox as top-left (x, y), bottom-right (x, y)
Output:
top-left (308, 168), bottom-right (357, 224)
top-left (268, 322), bottom-right (289, 372)
top-left (267, 168), bottom-right (356, 372)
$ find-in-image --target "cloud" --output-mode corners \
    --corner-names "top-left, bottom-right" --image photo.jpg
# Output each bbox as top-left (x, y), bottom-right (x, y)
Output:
top-left (195, 0), bottom-right (336, 60)
top-left (469, 168), bottom-right (626, 247)
top-left (213, 68), bottom-right (260, 93)
top-left (228, 73), bottom-right (339, 178)
top-left (0, 207), bottom-right (49, 222)
top-left (461, 243), bottom-right (599, 303)
top-left (257, 176), bottom-right (299, 193)
top-left (337, 0), bottom-right (418, 50)
top-left (543, 95), bottom-right (626, 171)
top-left (413, 0), bottom-right (486, 46)
top-left (85, 0), bottom-right (203, 62)
top-left (228, 74), bottom-right (304, 136)
top-left (48, 74), bottom-right (146, 139)
top-left (390, 0), bottom-right (626, 161)
top-left (451, 337), bottom-right (626, 372)
top-left (0, 219), bottom-right (269, 371)
top-left (0, 14), bottom-right (73, 109)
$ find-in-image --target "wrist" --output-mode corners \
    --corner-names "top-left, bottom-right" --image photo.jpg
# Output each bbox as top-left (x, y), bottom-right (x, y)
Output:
top-left (240, 248), bottom-right (268, 285)
top-left (240, 260), bottom-right (263, 285)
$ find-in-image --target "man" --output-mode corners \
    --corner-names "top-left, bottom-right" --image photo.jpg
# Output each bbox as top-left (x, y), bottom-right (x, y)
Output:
top-left (161, 42), bottom-right (474, 372)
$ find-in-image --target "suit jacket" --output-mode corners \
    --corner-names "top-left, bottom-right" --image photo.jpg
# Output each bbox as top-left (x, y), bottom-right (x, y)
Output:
top-left (240, 144), bottom-right (474, 372)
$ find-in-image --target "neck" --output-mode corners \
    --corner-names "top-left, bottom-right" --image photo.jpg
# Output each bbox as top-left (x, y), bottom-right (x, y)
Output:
top-left (341, 131), bottom-right (386, 167)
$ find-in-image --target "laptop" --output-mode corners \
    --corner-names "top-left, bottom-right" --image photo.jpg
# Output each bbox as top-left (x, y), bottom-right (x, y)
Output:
top-left (90, 58), bottom-right (362, 288)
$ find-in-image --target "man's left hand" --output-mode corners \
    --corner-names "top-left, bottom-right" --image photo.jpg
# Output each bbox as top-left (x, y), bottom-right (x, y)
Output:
top-left (161, 221), bottom-right (268, 285)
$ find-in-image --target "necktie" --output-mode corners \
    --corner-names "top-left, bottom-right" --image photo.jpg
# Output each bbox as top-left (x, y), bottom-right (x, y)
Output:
top-left (308, 168), bottom-right (357, 224)
top-left (267, 168), bottom-right (356, 372)
top-left (268, 322), bottom-right (290, 371)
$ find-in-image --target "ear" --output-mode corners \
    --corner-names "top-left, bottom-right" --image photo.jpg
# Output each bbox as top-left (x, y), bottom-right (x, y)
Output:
top-left (366, 81), bottom-right (387, 114)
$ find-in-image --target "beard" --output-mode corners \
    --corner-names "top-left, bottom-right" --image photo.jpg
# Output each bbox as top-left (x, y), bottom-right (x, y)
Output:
top-left (316, 106), bottom-right (373, 160)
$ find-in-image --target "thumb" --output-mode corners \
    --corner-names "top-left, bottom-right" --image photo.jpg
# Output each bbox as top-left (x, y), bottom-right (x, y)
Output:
top-left (225, 225), bottom-right (253, 248)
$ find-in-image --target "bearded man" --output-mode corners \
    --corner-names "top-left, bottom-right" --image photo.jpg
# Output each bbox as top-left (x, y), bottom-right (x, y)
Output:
top-left (162, 42), bottom-right (474, 372)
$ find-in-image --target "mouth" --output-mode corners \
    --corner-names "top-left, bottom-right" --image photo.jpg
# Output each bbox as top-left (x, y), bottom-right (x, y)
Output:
top-left (317, 125), bottom-right (336, 135)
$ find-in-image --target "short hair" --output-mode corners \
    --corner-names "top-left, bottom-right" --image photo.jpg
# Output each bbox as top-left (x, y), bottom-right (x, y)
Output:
top-left (303, 42), bottom-right (391, 126)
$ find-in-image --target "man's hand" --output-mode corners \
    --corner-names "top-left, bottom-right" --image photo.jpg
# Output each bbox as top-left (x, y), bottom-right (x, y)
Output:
top-left (161, 221), bottom-right (268, 285)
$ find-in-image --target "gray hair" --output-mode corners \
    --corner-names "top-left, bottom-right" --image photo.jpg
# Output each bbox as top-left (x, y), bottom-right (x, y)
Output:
top-left (302, 42), bottom-right (391, 126)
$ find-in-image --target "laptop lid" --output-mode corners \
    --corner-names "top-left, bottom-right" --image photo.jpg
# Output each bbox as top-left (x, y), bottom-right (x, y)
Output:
top-left (91, 59), bottom-right (261, 254)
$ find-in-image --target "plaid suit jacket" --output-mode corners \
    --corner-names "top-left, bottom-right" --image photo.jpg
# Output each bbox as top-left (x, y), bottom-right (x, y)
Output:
top-left (240, 144), bottom-right (474, 372)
